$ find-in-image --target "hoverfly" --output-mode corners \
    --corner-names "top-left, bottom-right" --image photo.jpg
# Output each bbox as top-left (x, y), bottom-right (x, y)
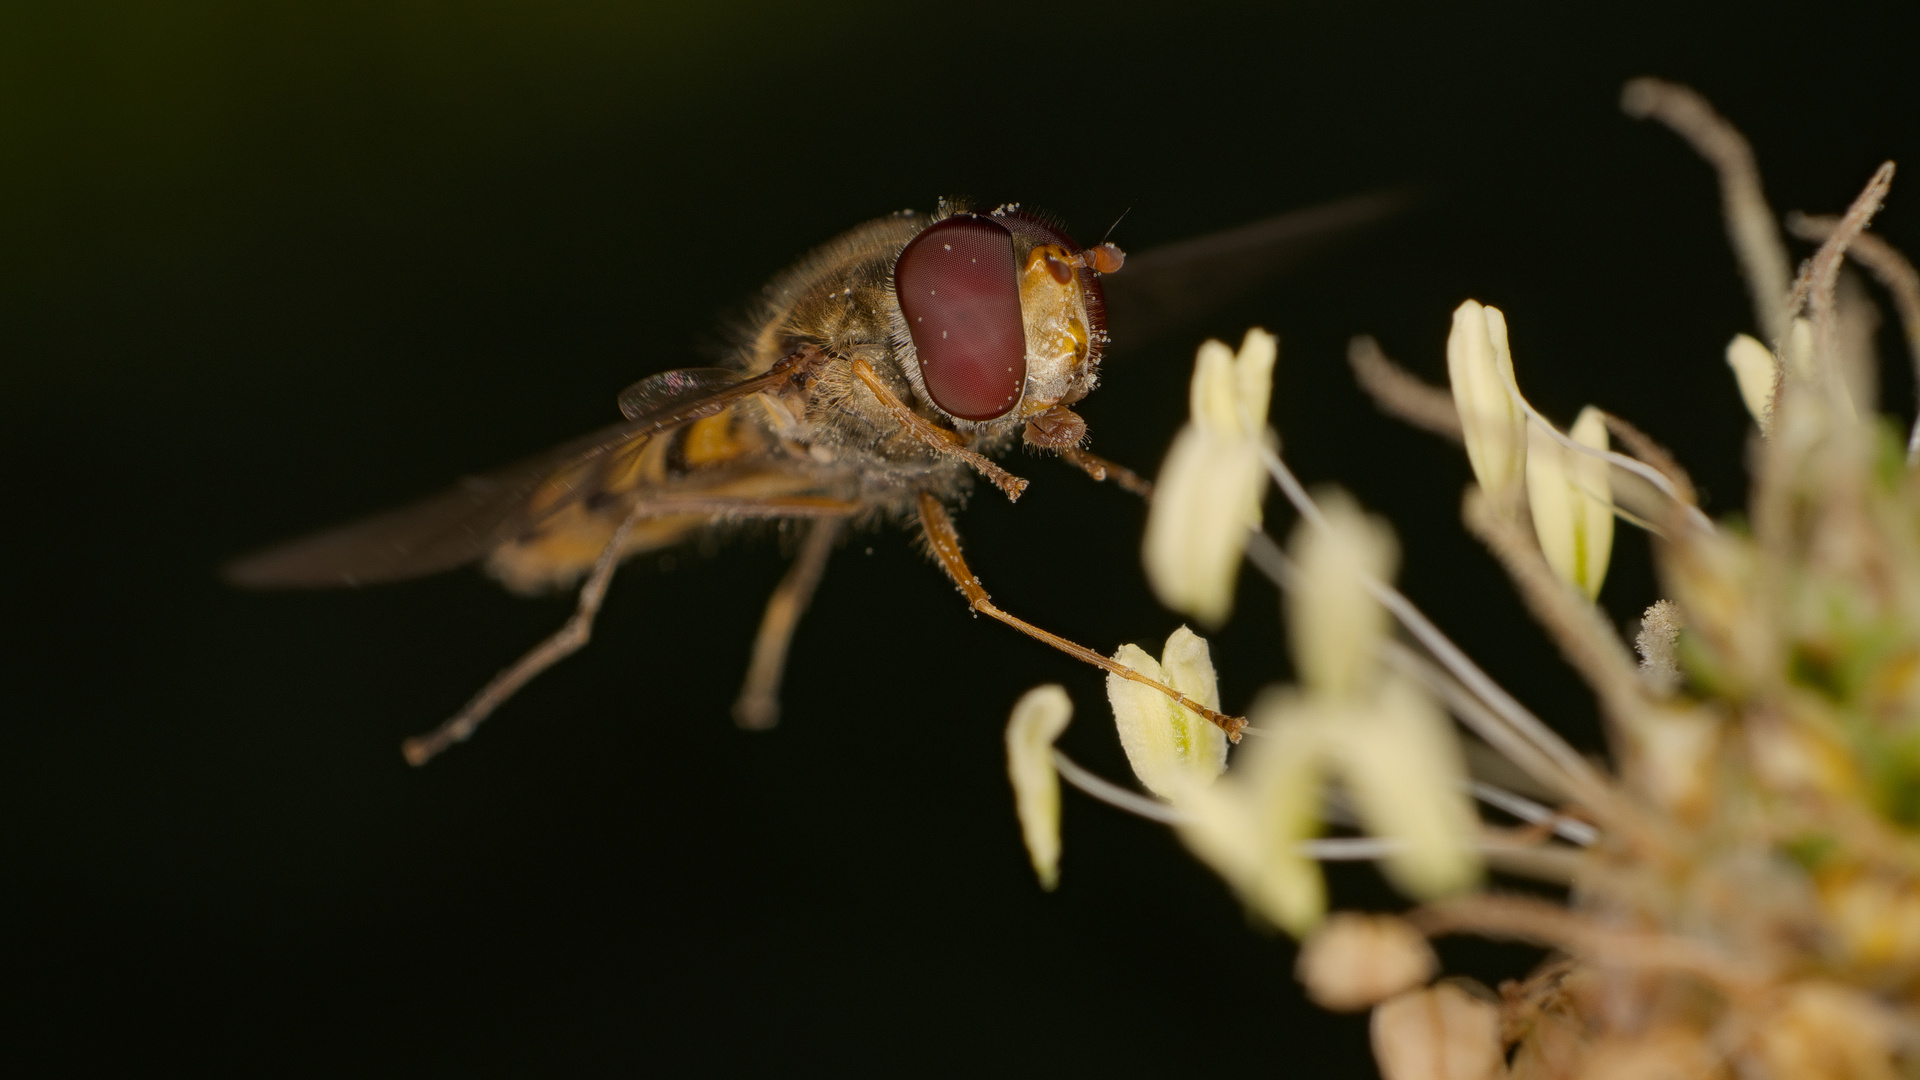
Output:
top-left (227, 193), bottom-right (1400, 764)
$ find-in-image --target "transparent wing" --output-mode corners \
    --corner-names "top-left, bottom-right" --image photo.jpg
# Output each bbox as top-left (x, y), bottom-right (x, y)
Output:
top-left (1099, 188), bottom-right (1413, 348)
top-left (617, 367), bottom-right (738, 421)
top-left (225, 363), bottom-right (793, 589)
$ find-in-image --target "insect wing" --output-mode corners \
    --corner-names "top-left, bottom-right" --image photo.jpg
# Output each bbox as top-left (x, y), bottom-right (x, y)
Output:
top-left (617, 367), bottom-right (739, 421)
top-left (1098, 189), bottom-right (1411, 348)
top-left (225, 364), bottom-right (783, 589)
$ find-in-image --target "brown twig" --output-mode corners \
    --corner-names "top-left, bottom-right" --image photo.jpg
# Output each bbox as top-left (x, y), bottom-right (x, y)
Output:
top-left (1347, 335), bottom-right (1463, 440)
top-left (1788, 210), bottom-right (1920, 460)
top-left (1461, 489), bottom-right (1649, 734)
top-left (1409, 894), bottom-right (1770, 994)
top-left (1621, 77), bottom-right (1793, 346)
top-left (1793, 163), bottom-right (1897, 411)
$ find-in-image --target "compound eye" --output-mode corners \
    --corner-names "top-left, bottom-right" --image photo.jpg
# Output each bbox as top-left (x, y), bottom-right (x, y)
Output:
top-left (894, 215), bottom-right (1027, 421)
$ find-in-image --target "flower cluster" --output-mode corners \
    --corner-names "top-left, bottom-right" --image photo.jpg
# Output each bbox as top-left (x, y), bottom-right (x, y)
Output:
top-left (1001, 78), bottom-right (1920, 1080)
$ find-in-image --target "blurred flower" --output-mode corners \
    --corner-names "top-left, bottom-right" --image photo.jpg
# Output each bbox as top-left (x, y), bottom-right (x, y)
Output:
top-left (1177, 694), bottom-right (1328, 934)
top-left (1296, 913), bottom-right (1438, 1012)
top-left (1143, 328), bottom-right (1278, 628)
top-left (1004, 685), bottom-right (1073, 891)
top-left (1447, 301), bottom-right (1527, 501)
top-left (1107, 626), bottom-right (1229, 801)
top-left (1288, 490), bottom-right (1476, 896)
top-left (1525, 406), bottom-right (1614, 601)
top-left (1289, 489), bottom-right (1398, 698)
top-left (1726, 333), bottom-right (1779, 432)
top-left (1326, 676), bottom-right (1482, 898)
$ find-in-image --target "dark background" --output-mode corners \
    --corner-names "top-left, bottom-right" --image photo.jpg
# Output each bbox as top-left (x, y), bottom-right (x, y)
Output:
top-left (3, 1), bottom-right (1916, 1072)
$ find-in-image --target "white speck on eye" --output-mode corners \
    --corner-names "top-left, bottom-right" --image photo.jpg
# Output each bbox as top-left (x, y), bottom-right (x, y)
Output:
top-left (943, 244), bottom-right (951, 251)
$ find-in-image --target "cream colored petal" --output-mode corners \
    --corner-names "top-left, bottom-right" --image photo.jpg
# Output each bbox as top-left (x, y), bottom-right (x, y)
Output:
top-left (1159, 626), bottom-right (1229, 777)
top-left (1178, 690), bottom-right (1329, 935)
top-left (1189, 339), bottom-right (1241, 434)
top-left (1370, 984), bottom-right (1504, 1080)
top-left (1187, 329), bottom-right (1277, 436)
top-left (1142, 427), bottom-right (1269, 629)
top-left (1447, 301), bottom-right (1527, 498)
top-left (1232, 328), bottom-right (1278, 431)
top-left (1287, 489), bottom-right (1398, 698)
top-left (1524, 406), bottom-right (1614, 601)
top-left (1296, 913), bottom-right (1438, 1012)
top-left (1330, 676), bottom-right (1481, 898)
top-left (1785, 316), bottom-right (1816, 380)
top-left (1106, 634), bottom-right (1228, 801)
top-left (1004, 685), bottom-right (1073, 891)
top-left (1725, 333), bottom-right (1779, 432)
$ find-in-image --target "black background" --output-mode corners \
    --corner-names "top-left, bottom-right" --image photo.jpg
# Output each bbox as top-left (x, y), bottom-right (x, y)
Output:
top-left (3, 1), bottom-right (1917, 1073)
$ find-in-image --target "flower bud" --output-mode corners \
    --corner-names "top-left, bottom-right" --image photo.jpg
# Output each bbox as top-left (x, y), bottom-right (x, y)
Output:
top-left (1296, 913), bottom-right (1438, 1011)
top-left (1371, 984), bottom-right (1504, 1080)
top-left (1525, 406), bottom-right (1614, 601)
top-left (1004, 685), bottom-right (1073, 891)
top-left (1107, 627), bottom-right (1228, 800)
top-left (1447, 301), bottom-right (1527, 499)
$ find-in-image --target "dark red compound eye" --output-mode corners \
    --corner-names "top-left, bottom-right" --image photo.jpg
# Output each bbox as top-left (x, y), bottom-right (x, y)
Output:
top-left (894, 215), bottom-right (1027, 421)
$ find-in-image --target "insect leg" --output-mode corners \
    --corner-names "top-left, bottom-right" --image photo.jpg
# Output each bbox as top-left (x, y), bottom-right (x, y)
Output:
top-left (848, 357), bottom-right (1029, 501)
top-left (732, 516), bottom-right (846, 731)
top-left (1059, 448), bottom-right (1154, 498)
top-left (401, 500), bottom-right (652, 766)
top-left (914, 492), bottom-right (1245, 741)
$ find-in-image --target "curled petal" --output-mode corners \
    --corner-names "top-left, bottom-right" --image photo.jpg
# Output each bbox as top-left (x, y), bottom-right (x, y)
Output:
top-left (1288, 489), bottom-right (1398, 698)
top-left (1106, 629), bottom-right (1229, 800)
top-left (1725, 333), bottom-right (1779, 432)
top-left (1004, 685), bottom-right (1073, 891)
top-left (1525, 406), bottom-right (1615, 601)
top-left (1330, 676), bottom-right (1482, 898)
top-left (1447, 301), bottom-right (1527, 499)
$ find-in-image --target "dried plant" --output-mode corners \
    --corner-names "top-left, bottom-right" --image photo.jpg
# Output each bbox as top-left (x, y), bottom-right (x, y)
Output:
top-left (1002, 78), bottom-right (1920, 1079)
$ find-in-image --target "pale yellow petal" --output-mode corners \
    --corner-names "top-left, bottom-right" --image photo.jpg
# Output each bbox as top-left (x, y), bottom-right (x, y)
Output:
top-left (1178, 693), bottom-right (1328, 935)
top-left (1142, 427), bottom-right (1268, 629)
top-left (1159, 625), bottom-right (1229, 778)
top-left (1106, 633), bottom-right (1229, 800)
top-left (1189, 338), bottom-right (1241, 434)
top-left (1004, 685), bottom-right (1073, 891)
top-left (1232, 327), bottom-right (1278, 431)
top-left (1524, 406), bottom-right (1614, 601)
top-left (1288, 489), bottom-right (1398, 698)
top-left (1331, 677), bottom-right (1481, 898)
top-left (1447, 300), bottom-right (1526, 498)
top-left (1725, 333), bottom-right (1779, 432)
